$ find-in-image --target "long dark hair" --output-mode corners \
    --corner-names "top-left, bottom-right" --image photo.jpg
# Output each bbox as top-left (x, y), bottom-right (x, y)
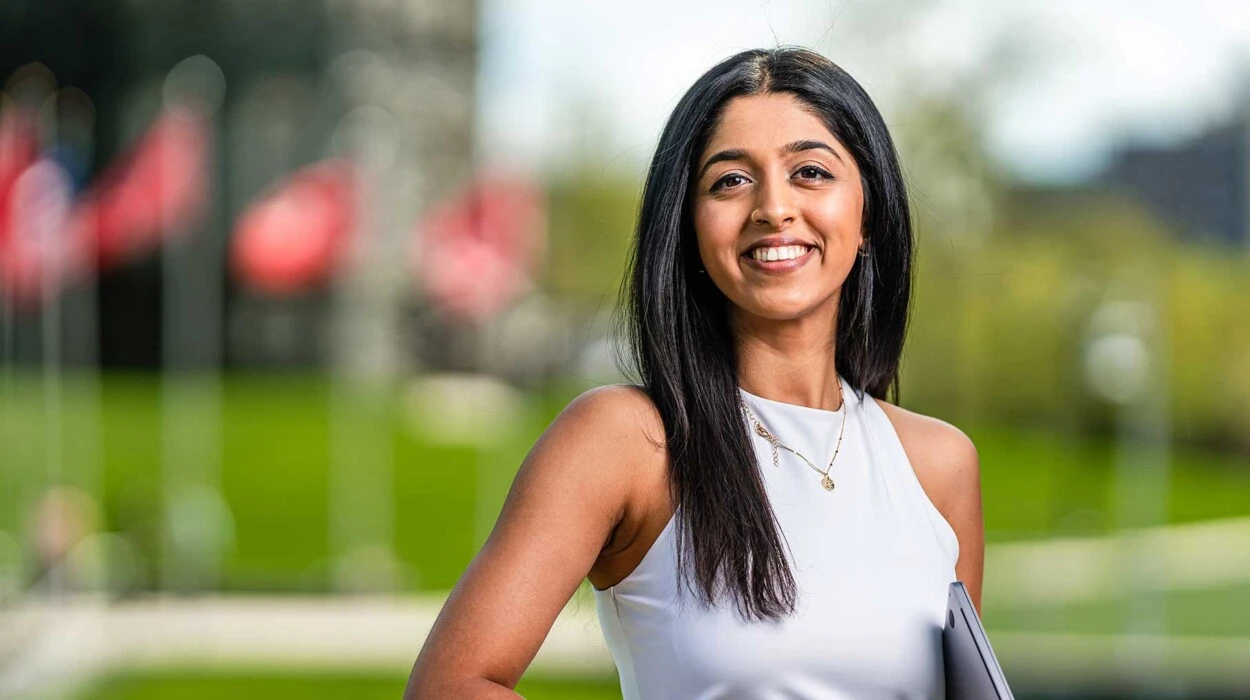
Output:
top-left (611, 46), bottom-right (915, 622)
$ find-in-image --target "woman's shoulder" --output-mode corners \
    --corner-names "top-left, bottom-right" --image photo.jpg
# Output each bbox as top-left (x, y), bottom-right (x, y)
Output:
top-left (543, 384), bottom-right (669, 475)
top-left (545, 385), bottom-right (671, 555)
top-left (869, 397), bottom-right (976, 459)
top-left (560, 383), bottom-right (667, 444)
top-left (869, 396), bottom-right (980, 526)
top-left (502, 384), bottom-right (669, 565)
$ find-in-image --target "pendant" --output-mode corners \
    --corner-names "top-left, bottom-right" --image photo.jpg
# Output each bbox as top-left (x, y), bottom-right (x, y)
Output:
top-left (821, 474), bottom-right (835, 491)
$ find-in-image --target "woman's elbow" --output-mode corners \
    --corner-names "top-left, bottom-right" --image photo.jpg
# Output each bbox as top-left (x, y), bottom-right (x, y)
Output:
top-left (403, 672), bottom-right (525, 699)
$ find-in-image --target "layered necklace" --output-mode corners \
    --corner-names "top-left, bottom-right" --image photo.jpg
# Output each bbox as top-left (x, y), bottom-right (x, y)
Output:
top-left (737, 379), bottom-right (848, 492)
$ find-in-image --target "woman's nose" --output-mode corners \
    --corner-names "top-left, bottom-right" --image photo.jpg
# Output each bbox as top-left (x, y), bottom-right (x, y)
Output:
top-left (751, 177), bottom-right (797, 228)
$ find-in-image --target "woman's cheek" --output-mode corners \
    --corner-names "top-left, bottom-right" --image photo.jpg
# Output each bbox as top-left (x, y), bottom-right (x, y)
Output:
top-left (693, 211), bottom-right (728, 264)
top-left (696, 207), bottom-right (741, 248)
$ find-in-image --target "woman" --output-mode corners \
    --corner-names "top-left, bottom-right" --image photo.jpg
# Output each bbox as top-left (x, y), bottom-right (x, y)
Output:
top-left (405, 46), bottom-right (984, 699)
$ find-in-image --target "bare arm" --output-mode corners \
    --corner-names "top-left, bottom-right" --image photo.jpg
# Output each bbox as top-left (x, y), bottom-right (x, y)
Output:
top-left (940, 432), bottom-right (984, 615)
top-left (403, 385), bottom-right (661, 698)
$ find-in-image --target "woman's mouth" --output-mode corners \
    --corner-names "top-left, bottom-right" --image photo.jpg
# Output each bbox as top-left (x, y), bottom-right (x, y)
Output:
top-left (742, 244), bottom-right (816, 272)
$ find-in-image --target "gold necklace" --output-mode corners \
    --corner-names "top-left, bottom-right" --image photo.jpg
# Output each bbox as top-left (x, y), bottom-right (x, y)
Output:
top-left (738, 380), bottom-right (848, 492)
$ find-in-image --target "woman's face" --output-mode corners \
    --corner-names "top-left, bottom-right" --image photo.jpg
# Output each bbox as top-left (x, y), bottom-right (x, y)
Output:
top-left (691, 92), bottom-right (864, 327)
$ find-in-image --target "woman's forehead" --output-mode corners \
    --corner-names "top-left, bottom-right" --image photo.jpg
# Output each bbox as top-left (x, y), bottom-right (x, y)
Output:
top-left (701, 93), bottom-right (848, 162)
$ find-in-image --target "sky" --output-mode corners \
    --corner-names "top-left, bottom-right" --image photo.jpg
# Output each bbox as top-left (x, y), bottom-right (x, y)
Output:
top-left (477, 0), bottom-right (1250, 183)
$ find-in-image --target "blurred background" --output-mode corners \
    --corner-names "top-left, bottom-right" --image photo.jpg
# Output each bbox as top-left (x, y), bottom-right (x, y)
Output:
top-left (2, 0), bottom-right (1249, 697)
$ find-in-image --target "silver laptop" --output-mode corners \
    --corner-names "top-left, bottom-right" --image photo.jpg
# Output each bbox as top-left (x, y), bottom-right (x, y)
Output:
top-left (943, 581), bottom-right (1014, 699)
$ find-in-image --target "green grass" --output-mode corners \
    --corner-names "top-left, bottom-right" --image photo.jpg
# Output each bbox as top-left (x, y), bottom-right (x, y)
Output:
top-left (79, 670), bottom-right (622, 700)
top-left (969, 422), bottom-right (1250, 542)
top-left (984, 582), bottom-right (1250, 636)
top-left (1, 373), bottom-right (1247, 596)
top-left (0, 373), bottom-right (544, 592)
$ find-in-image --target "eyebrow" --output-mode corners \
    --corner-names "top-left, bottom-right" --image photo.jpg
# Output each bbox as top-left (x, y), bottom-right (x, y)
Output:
top-left (698, 139), bottom-right (844, 179)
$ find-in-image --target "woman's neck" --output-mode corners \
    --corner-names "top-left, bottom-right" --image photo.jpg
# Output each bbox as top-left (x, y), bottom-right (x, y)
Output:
top-left (732, 314), bottom-right (842, 412)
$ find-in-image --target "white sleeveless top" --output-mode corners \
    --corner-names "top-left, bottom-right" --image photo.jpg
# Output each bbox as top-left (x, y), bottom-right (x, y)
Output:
top-left (592, 374), bottom-right (959, 699)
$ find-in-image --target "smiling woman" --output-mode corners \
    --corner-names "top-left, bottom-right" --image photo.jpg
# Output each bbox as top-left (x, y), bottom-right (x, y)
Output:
top-left (404, 46), bottom-right (983, 700)
top-left (692, 93), bottom-right (867, 314)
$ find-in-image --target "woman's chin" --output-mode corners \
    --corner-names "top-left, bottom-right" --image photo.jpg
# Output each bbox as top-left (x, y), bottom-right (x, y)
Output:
top-left (734, 299), bottom-right (831, 324)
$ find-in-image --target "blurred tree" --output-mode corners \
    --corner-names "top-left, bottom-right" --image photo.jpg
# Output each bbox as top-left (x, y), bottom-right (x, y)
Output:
top-left (539, 94), bottom-right (642, 307)
top-left (542, 174), bottom-right (640, 307)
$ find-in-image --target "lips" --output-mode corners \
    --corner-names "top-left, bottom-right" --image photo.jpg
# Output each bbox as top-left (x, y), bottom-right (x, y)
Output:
top-left (741, 235), bottom-right (817, 257)
top-left (742, 244), bottom-right (816, 271)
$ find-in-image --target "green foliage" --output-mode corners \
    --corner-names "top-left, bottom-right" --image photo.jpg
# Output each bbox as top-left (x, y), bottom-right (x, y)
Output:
top-left (898, 188), bottom-right (1250, 453)
top-left (541, 173), bottom-right (643, 306)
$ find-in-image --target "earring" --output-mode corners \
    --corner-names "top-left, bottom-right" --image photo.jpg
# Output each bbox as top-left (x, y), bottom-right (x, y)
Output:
top-left (858, 242), bottom-right (870, 257)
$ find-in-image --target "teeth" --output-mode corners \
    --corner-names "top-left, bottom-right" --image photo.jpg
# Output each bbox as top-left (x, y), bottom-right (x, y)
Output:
top-left (751, 245), bottom-right (808, 262)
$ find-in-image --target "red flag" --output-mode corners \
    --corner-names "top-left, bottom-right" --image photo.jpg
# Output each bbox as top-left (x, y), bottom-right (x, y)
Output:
top-left (230, 159), bottom-right (359, 296)
top-left (415, 173), bottom-right (545, 321)
top-left (0, 106), bottom-right (39, 259)
top-left (75, 105), bottom-right (209, 269)
top-left (0, 158), bottom-right (81, 305)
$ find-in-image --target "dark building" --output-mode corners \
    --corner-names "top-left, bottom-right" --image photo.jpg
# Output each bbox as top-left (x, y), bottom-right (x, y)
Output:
top-left (1095, 105), bottom-right (1249, 248)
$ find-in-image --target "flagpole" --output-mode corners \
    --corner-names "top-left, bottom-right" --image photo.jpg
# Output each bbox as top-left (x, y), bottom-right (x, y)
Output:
top-left (159, 56), bottom-right (227, 594)
top-left (38, 91), bottom-right (65, 596)
top-left (326, 97), bottom-right (401, 594)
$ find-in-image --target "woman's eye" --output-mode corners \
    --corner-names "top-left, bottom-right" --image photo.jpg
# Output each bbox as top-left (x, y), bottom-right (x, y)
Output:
top-left (711, 173), bottom-right (748, 191)
top-left (795, 165), bottom-right (832, 181)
